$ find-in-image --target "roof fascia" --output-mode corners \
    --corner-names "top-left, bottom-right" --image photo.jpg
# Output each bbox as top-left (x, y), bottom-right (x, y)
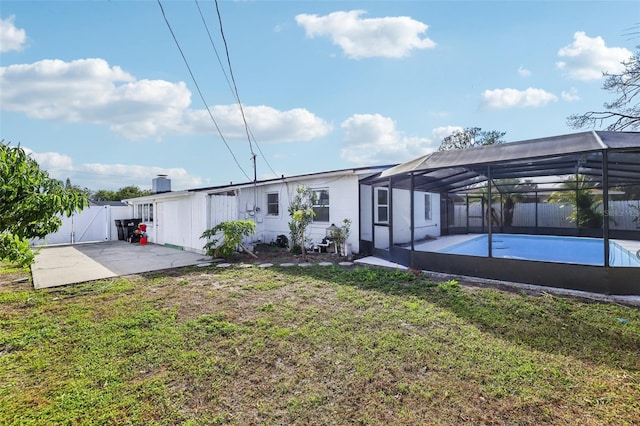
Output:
top-left (197, 166), bottom-right (393, 195)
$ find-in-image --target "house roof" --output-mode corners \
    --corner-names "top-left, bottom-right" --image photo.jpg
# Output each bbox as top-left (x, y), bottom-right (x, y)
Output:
top-left (189, 164), bottom-right (395, 194)
top-left (123, 165), bottom-right (395, 202)
top-left (374, 131), bottom-right (640, 193)
top-left (89, 200), bottom-right (128, 207)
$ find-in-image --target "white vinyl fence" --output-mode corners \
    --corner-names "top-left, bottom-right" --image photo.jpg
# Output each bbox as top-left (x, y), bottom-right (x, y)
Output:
top-left (31, 205), bottom-right (131, 246)
top-left (453, 200), bottom-right (640, 230)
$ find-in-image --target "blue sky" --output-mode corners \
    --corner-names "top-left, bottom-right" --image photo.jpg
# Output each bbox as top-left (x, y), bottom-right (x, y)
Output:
top-left (1, 1), bottom-right (637, 191)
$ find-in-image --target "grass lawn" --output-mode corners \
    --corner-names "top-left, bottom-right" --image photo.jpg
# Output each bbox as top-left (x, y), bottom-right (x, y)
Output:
top-left (1, 262), bottom-right (639, 425)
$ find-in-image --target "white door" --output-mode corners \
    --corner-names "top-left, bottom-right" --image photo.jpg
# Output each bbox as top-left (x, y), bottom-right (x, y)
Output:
top-left (155, 202), bottom-right (165, 245)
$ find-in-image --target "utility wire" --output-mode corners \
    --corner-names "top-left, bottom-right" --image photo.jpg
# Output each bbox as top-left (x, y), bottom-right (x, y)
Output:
top-left (212, 0), bottom-right (255, 166)
top-left (195, 0), bottom-right (280, 180)
top-left (157, 0), bottom-right (251, 182)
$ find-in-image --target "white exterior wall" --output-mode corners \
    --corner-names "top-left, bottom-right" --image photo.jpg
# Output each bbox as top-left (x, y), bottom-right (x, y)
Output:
top-left (222, 174), bottom-right (362, 253)
top-left (155, 194), bottom-right (208, 253)
top-left (129, 192), bottom-right (209, 254)
top-left (392, 189), bottom-right (440, 245)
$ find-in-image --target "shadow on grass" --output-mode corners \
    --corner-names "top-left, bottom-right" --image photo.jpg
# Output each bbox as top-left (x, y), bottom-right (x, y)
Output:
top-left (45, 262), bottom-right (639, 373)
top-left (274, 264), bottom-right (640, 372)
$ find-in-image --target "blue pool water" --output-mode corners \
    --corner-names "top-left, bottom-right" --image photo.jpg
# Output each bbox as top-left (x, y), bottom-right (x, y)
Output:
top-left (437, 234), bottom-right (640, 267)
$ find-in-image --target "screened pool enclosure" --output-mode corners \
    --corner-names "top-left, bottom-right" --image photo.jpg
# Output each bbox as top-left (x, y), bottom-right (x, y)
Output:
top-left (359, 131), bottom-right (640, 295)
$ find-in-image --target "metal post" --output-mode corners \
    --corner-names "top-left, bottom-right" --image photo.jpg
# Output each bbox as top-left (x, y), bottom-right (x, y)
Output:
top-left (410, 174), bottom-right (415, 269)
top-left (602, 151), bottom-right (610, 267)
top-left (410, 174), bottom-right (415, 252)
top-left (388, 177), bottom-right (393, 254)
top-left (487, 166), bottom-right (492, 258)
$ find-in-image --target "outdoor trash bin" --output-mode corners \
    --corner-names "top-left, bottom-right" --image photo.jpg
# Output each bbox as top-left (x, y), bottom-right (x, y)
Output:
top-left (124, 219), bottom-right (142, 239)
top-left (114, 220), bottom-right (126, 241)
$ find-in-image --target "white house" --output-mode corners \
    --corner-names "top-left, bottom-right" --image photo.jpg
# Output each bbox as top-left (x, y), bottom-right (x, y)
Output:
top-left (123, 166), bottom-right (392, 255)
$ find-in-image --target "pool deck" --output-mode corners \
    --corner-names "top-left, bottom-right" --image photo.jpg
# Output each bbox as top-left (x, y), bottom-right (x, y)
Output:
top-left (616, 239), bottom-right (640, 255)
top-left (413, 233), bottom-right (640, 260)
top-left (413, 234), bottom-right (479, 252)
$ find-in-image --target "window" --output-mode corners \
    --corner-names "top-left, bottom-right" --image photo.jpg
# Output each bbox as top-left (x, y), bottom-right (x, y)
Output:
top-left (375, 187), bottom-right (389, 223)
top-left (267, 192), bottom-right (279, 216)
top-left (312, 189), bottom-right (330, 222)
top-left (136, 203), bottom-right (154, 222)
top-left (424, 194), bottom-right (432, 220)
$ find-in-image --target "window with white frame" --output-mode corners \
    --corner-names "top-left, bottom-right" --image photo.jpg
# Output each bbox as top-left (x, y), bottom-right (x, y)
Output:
top-left (267, 192), bottom-right (279, 216)
top-left (424, 193), bottom-right (432, 220)
top-left (375, 187), bottom-right (389, 223)
top-left (136, 203), bottom-right (154, 222)
top-left (312, 189), bottom-right (330, 222)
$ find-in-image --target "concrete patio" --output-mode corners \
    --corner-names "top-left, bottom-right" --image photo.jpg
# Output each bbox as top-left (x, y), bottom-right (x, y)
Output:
top-left (31, 241), bottom-right (211, 289)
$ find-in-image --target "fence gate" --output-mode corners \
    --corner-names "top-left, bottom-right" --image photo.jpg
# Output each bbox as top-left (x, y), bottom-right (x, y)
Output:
top-left (31, 205), bottom-right (111, 246)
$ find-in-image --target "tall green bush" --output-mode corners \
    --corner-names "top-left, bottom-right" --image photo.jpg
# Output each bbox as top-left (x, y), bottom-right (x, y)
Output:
top-left (201, 220), bottom-right (256, 259)
top-left (288, 186), bottom-right (316, 261)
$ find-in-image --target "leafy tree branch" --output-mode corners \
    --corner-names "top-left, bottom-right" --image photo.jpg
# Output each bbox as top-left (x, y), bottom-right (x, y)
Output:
top-left (1, 142), bottom-right (88, 266)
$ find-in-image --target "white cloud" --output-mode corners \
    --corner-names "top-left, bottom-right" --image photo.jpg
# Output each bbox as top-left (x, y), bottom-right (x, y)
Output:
top-left (23, 146), bottom-right (201, 191)
top-left (561, 88), bottom-right (581, 102)
top-left (556, 31), bottom-right (632, 80)
top-left (518, 66), bottom-right (531, 77)
top-left (81, 163), bottom-right (202, 190)
top-left (295, 10), bottom-right (436, 59)
top-left (184, 104), bottom-right (333, 142)
top-left (23, 148), bottom-right (74, 172)
top-left (339, 113), bottom-right (437, 165)
top-left (431, 126), bottom-right (462, 143)
top-left (480, 88), bottom-right (558, 110)
top-left (0, 15), bottom-right (26, 53)
top-left (0, 58), bottom-right (331, 142)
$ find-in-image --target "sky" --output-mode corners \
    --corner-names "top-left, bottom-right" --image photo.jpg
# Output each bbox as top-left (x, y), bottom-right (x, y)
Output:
top-left (1, 1), bottom-right (638, 192)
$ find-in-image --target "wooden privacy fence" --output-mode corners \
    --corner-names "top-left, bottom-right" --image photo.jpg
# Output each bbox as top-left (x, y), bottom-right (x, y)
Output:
top-left (453, 200), bottom-right (640, 230)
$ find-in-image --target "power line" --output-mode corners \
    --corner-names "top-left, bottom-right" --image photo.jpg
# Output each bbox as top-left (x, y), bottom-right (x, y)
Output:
top-left (156, 0), bottom-right (251, 182)
top-left (212, 0), bottom-right (255, 174)
top-left (208, 0), bottom-right (280, 181)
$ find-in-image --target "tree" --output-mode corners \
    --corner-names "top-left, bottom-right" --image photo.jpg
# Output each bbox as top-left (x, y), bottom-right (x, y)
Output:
top-left (91, 186), bottom-right (151, 201)
top-left (548, 175), bottom-right (603, 228)
top-left (0, 142), bottom-right (88, 266)
top-left (64, 177), bottom-right (92, 198)
top-left (567, 49), bottom-right (640, 131)
top-left (288, 185), bottom-right (317, 261)
top-left (92, 189), bottom-right (117, 201)
top-left (490, 179), bottom-right (538, 227)
top-left (438, 127), bottom-right (506, 151)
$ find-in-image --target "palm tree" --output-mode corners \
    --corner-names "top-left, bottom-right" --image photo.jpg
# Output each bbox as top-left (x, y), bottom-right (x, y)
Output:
top-left (479, 178), bottom-right (537, 227)
top-left (548, 175), bottom-right (603, 228)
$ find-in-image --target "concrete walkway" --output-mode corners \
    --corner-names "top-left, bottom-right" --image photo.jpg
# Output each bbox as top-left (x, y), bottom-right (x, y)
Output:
top-left (31, 241), bottom-right (211, 289)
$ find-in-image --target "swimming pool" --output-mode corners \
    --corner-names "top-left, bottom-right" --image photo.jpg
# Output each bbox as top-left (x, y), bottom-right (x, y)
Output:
top-left (437, 234), bottom-right (640, 267)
